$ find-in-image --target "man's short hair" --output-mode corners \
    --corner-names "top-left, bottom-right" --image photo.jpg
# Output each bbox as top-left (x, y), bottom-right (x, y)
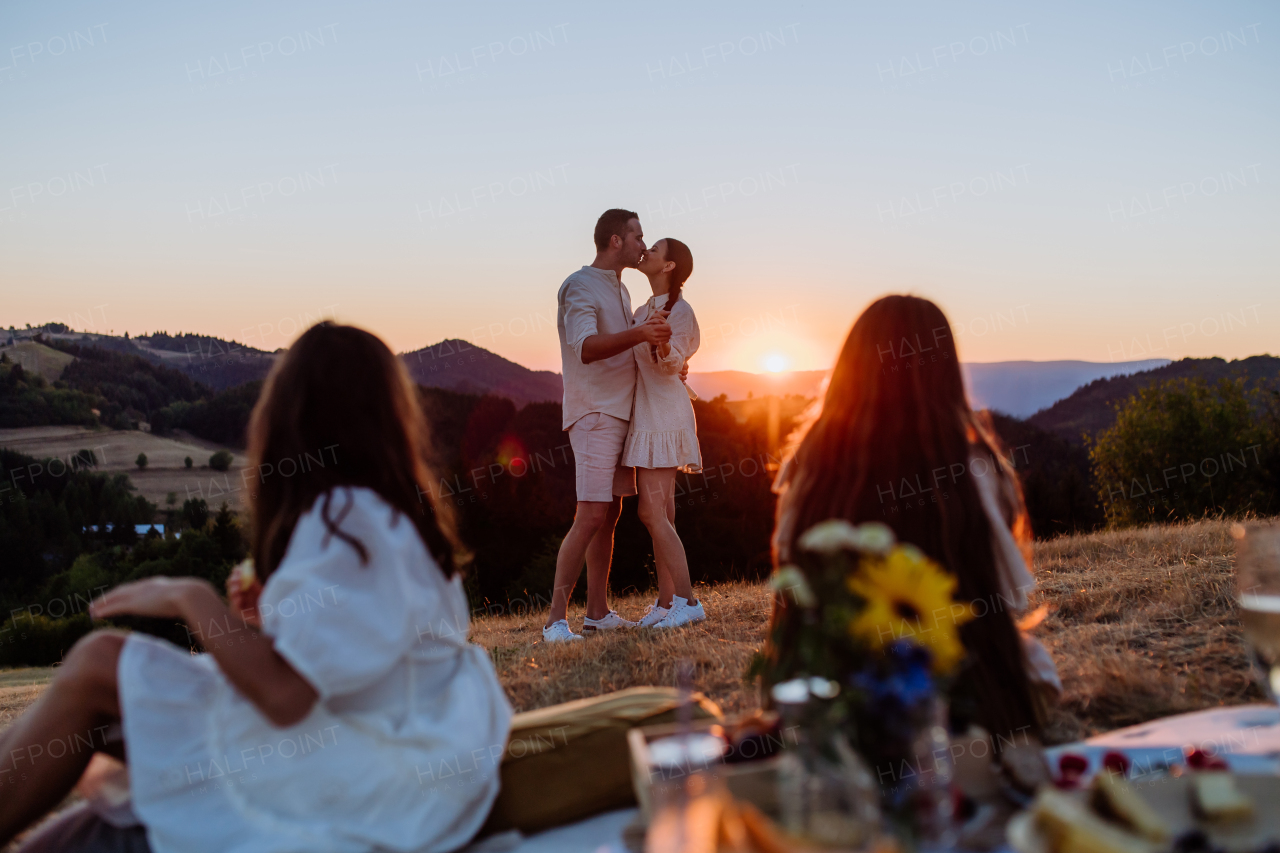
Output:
top-left (593, 208), bottom-right (639, 251)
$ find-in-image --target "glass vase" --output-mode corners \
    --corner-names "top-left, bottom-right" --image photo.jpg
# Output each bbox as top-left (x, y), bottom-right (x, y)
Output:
top-left (774, 679), bottom-right (881, 849)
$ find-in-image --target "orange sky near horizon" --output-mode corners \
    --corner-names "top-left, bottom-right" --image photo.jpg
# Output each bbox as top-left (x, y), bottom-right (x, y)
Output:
top-left (6, 260), bottom-right (1271, 375)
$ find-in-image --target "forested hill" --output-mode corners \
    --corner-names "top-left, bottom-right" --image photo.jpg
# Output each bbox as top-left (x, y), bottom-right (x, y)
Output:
top-left (1028, 355), bottom-right (1280, 444)
top-left (401, 339), bottom-right (563, 407)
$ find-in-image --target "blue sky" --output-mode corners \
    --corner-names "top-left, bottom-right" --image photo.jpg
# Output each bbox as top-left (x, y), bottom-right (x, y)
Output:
top-left (2, 1), bottom-right (1276, 371)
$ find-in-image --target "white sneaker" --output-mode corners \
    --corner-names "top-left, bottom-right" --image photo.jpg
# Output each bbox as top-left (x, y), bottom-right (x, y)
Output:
top-left (637, 601), bottom-right (670, 628)
top-left (542, 619), bottom-right (584, 643)
top-left (581, 610), bottom-right (638, 632)
top-left (652, 596), bottom-right (706, 629)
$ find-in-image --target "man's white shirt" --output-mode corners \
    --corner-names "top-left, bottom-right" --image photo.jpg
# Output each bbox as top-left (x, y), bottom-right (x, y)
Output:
top-left (557, 265), bottom-right (637, 430)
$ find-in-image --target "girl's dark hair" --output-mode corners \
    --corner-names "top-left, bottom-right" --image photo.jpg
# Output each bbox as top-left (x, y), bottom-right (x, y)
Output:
top-left (660, 238), bottom-right (693, 309)
top-left (246, 322), bottom-right (466, 579)
top-left (770, 295), bottom-right (1041, 740)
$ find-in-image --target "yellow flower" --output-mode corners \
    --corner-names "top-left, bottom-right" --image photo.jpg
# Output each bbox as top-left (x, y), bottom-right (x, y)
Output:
top-left (845, 546), bottom-right (975, 674)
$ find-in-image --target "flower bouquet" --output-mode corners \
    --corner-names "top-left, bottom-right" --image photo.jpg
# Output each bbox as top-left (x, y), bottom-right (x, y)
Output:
top-left (750, 520), bottom-right (975, 843)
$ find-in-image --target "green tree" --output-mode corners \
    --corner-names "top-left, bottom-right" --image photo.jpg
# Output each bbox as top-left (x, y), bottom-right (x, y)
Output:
top-left (209, 450), bottom-right (233, 471)
top-left (184, 455), bottom-right (193, 468)
top-left (181, 498), bottom-right (209, 530)
top-left (211, 502), bottom-right (247, 563)
top-left (1090, 378), bottom-right (1275, 527)
top-left (135, 452), bottom-right (148, 470)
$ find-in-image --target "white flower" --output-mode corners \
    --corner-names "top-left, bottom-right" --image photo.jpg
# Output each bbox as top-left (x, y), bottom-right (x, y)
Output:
top-left (797, 520), bottom-right (895, 556)
top-left (849, 522), bottom-right (896, 556)
top-left (770, 566), bottom-right (816, 607)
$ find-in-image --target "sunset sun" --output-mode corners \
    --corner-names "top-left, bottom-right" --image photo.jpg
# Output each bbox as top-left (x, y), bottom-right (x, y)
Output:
top-left (763, 353), bottom-right (791, 373)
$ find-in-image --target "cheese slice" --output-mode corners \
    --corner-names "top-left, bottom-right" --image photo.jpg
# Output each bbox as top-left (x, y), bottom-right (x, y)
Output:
top-left (1033, 789), bottom-right (1157, 853)
top-left (1192, 773), bottom-right (1253, 821)
top-left (1090, 771), bottom-right (1171, 841)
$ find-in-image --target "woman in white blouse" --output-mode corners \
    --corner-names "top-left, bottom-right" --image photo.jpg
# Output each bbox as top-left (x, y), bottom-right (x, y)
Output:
top-left (0, 323), bottom-right (512, 853)
top-left (622, 238), bottom-right (706, 629)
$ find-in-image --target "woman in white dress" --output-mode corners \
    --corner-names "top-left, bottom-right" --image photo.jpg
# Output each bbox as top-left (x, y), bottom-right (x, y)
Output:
top-left (622, 238), bottom-right (706, 629)
top-left (0, 323), bottom-right (512, 853)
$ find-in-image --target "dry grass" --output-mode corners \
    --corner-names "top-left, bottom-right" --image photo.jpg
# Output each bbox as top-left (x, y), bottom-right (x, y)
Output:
top-left (1031, 518), bottom-right (1264, 744)
top-left (0, 668), bottom-right (55, 734)
top-left (2, 520), bottom-right (1267, 747)
top-left (469, 581), bottom-right (771, 716)
top-left (474, 518), bottom-right (1267, 745)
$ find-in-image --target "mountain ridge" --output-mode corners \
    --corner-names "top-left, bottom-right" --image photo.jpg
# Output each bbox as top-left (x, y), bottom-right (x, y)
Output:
top-left (1028, 355), bottom-right (1280, 443)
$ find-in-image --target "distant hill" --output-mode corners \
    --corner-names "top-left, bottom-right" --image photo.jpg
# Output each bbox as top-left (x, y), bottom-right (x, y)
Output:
top-left (400, 339), bottom-right (563, 407)
top-left (134, 334), bottom-right (278, 391)
top-left (962, 359), bottom-right (1169, 418)
top-left (687, 360), bottom-right (1168, 416)
top-left (687, 370), bottom-right (827, 401)
top-left (1028, 355), bottom-right (1280, 444)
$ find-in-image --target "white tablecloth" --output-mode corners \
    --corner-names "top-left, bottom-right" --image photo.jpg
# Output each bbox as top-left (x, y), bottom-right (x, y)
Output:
top-left (465, 809), bottom-right (637, 853)
top-left (1045, 703), bottom-right (1280, 777)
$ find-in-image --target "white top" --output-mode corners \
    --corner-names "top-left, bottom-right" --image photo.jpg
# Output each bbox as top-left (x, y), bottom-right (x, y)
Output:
top-left (557, 265), bottom-right (637, 430)
top-left (622, 293), bottom-right (702, 473)
top-left (118, 487), bottom-right (513, 853)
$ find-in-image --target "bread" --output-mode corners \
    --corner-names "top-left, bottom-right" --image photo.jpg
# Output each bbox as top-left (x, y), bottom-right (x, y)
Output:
top-left (1089, 771), bottom-right (1171, 841)
top-left (1191, 773), bottom-right (1253, 821)
top-left (1032, 788), bottom-right (1157, 853)
top-left (229, 559), bottom-right (257, 593)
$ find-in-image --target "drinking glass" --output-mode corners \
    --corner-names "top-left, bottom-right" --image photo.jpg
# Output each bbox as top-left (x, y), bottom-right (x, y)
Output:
top-left (1234, 522), bottom-right (1280, 701)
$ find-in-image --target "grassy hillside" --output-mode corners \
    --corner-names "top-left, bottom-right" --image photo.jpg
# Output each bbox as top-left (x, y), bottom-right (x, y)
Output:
top-left (0, 425), bottom-right (247, 508)
top-left (1029, 355), bottom-right (1280, 444)
top-left (474, 518), bottom-right (1260, 743)
top-left (2, 519), bottom-right (1267, 745)
top-left (0, 341), bottom-right (76, 382)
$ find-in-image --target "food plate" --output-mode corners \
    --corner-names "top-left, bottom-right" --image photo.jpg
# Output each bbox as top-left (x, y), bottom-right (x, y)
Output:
top-left (1008, 776), bottom-right (1280, 853)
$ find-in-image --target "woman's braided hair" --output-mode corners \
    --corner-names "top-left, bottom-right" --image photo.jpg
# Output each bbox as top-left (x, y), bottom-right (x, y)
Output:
top-left (661, 238), bottom-right (694, 310)
top-left (651, 238), bottom-right (694, 361)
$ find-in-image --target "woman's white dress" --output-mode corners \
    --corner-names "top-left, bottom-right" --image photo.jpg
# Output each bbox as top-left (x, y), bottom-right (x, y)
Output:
top-left (622, 293), bottom-right (702, 473)
top-left (117, 487), bottom-right (513, 853)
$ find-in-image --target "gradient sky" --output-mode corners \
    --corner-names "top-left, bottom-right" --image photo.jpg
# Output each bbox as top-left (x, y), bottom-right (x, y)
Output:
top-left (3, 1), bottom-right (1276, 372)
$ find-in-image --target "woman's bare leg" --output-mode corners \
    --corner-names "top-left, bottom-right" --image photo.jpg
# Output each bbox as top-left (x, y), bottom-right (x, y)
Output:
top-left (0, 631), bottom-right (125, 846)
top-left (658, 478), bottom-right (678, 607)
top-left (637, 468), bottom-right (694, 607)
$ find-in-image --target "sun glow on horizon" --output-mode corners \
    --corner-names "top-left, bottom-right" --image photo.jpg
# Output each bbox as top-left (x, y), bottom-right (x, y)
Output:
top-left (763, 353), bottom-right (791, 373)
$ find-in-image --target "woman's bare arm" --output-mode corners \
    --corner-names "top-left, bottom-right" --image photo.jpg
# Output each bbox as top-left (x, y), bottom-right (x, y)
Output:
top-left (91, 577), bottom-right (318, 727)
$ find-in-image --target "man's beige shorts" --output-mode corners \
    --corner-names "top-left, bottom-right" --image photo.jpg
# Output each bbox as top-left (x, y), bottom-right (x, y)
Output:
top-left (567, 412), bottom-right (637, 502)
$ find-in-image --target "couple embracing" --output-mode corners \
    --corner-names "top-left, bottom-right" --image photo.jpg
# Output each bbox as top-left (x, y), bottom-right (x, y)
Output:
top-left (542, 209), bottom-right (706, 643)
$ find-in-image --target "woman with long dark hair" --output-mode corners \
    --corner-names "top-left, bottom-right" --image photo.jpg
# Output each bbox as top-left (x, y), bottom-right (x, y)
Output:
top-left (622, 238), bottom-right (706, 629)
top-left (769, 295), bottom-right (1059, 742)
top-left (0, 323), bottom-right (512, 853)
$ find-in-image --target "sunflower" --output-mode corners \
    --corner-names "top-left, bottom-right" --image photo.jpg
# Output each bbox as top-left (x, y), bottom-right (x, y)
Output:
top-left (845, 545), bottom-right (974, 674)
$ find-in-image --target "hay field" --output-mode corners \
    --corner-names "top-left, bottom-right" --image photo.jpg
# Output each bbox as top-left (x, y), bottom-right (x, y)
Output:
top-left (0, 341), bottom-right (75, 382)
top-left (0, 426), bottom-right (247, 508)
